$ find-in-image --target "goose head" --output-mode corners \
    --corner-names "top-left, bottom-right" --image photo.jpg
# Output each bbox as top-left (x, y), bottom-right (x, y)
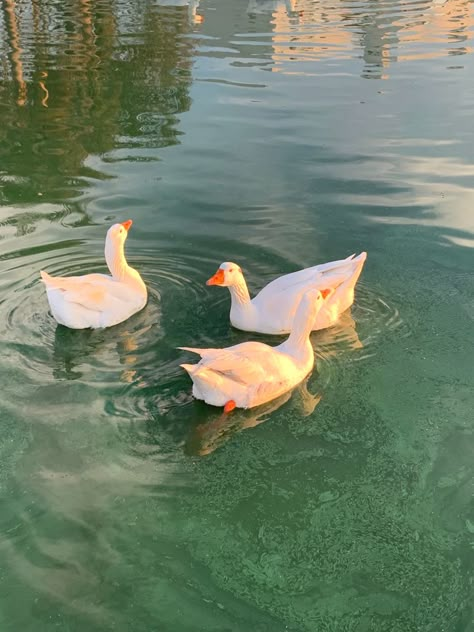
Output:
top-left (106, 219), bottom-right (133, 248)
top-left (206, 261), bottom-right (244, 287)
top-left (105, 219), bottom-right (133, 279)
top-left (292, 287), bottom-right (333, 331)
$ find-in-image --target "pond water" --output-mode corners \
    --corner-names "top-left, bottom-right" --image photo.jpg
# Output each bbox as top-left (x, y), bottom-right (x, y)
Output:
top-left (0, 0), bottom-right (473, 630)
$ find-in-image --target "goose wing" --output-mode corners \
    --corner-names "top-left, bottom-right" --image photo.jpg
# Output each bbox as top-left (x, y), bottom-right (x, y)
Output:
top-left (40, 271), bottom-right (132, 312)
top-left (179, 341), bottom-right (288, 386)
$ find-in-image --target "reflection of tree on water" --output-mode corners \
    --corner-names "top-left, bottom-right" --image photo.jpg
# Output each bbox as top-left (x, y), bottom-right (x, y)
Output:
top-left (2, 0), bottom-right (27, 105)
top-left (243, 0), bottom-right (474, 78)
top-left (357, 0), bottom-right (401, 79)
top-left (357, 0), bottom-right (474, 78)
top-left (117, 2), bottom-right (197, 149)
top-left (0, 0), bottom-right (198, 207)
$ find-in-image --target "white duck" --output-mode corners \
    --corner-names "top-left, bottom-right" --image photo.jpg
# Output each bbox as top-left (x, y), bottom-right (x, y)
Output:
top-left (40, 220), bottom-right (147, 329)
top-left (206, 252), bottom-right (367, 335)
top-left (180, 287), bottom-right (329, 411)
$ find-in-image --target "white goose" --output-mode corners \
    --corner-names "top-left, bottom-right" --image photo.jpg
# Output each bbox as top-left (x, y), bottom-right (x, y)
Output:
top-left (180, 287), bottom-right (329, 411)
top-left (40, 220), bottom-right (147, 329)
top-left (207, 252), bottom-right (367, 334)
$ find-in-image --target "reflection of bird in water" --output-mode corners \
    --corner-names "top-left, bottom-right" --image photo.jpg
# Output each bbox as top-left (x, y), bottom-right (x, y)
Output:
top-left (155, 0), bottom-right (204, 23)
top-left (315, 309), bottom-right (363, 357)
top-left (247, 0), bottom-right (301, 16)
top-left (185, 376), bottom-right (322, 456)
top-left (51, 314), bottom-right (154, 385)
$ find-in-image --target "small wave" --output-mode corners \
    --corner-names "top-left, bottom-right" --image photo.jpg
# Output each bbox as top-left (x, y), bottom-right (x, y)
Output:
top-left (313, 281), bottom-right (409, 390)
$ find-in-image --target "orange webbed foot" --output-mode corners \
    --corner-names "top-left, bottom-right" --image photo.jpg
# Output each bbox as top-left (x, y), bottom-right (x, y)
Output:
top-left (224, 400), bottom-right (236, 413)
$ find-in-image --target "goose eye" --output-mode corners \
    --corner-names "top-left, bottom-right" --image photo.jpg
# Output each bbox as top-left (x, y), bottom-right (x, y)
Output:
top-left (229, 268), bottom-right (234, 273)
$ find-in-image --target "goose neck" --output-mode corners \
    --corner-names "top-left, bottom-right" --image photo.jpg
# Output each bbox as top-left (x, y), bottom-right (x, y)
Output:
top-left (229, 278), bottom-right (251, 307)
top-left (105, 240), bottom-right (128, 281)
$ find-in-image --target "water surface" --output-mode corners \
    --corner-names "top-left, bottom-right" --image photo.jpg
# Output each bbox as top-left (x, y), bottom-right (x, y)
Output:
top-left (0, 0), bottom-right (473, 630)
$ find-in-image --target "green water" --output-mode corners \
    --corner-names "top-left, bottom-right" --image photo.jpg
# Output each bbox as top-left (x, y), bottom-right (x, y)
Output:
top-left (1, 0), bottom-right (473, 630)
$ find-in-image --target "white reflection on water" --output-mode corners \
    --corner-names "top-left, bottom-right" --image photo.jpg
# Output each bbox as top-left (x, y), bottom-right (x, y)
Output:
top-left (364, 154), bottom-right (474, 239)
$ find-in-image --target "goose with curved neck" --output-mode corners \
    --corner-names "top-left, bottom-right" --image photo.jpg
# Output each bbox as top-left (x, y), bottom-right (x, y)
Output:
top-left (206, 252), bottom-right (367, 335)
top-left (282, 289), bottom-right (322, 356)
top-left (104, 220), bottom-right (146, 295)
top-left (180, 288), bottom-right (329, 411)
top-left (226, 272), bottom-right (257, 330)
top-left (105, 231), bottom-right (128, 281)
top-left (40, 219), bottom-right (147, 329)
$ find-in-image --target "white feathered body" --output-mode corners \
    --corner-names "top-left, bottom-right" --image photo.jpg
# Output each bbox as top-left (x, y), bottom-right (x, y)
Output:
top-left (230, 252), bottom-right (367, 334)
top-left (181, 339), bottom-right (313, 409)
top-left (180, 288), bottom-right (324, 410)
top-left (42, 271), bottom-right (147, 329)
top-left (40, 221), bottom-right (147, 329)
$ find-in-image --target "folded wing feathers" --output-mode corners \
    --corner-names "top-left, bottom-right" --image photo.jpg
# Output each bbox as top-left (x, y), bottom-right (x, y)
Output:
top-left (40, 270), bottom-right (94, 290)
top-left (63, 286), bottom-right (107, 310)
top-left (177, 346), bottom-right (208, 357)
top-left (40, 270), bottom-right (62, 288)
top-left (180, 347), bottom-right (266, 385)
top-left (180, 363), bottom-right (197, 375)
top-left (41, 271), bottom-right (108, 310)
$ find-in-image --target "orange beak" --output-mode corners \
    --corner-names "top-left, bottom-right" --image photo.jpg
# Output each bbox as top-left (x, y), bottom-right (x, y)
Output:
top-left (206, 269), bottom-right (225, 286)
top-left (320, 288), bottom-right (332, 299)
top-left (121, 219), bottom-right (133, 231)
